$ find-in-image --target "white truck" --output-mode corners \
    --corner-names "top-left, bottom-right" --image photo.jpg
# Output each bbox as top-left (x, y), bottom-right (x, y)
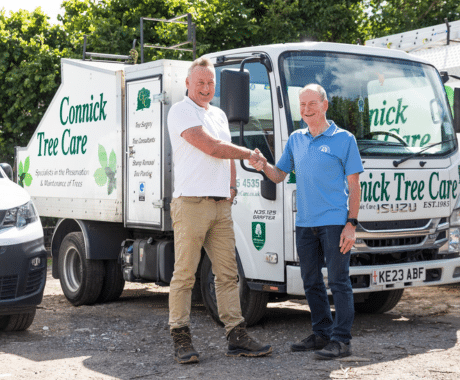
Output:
top-left (16, 38), bottom-right (460, 325)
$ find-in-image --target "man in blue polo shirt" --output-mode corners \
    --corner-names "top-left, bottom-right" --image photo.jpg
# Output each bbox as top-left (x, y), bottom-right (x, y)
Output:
top-left (252, 84), bottom-right (363, 359)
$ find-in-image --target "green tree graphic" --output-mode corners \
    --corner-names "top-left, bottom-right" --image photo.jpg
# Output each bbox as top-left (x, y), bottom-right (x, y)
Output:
top-left (94, 145), bottom-right (117, 195)
top-left (18, 156), bottom-right (33, 187)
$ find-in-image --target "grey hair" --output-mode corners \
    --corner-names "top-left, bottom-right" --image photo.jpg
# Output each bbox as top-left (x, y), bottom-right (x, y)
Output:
top-left (299, 84), bottom-right (327, 101)
top-left (187, 57), bottom-right (214, 77)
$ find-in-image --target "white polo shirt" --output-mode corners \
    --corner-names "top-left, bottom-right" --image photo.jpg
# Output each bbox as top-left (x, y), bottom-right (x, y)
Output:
top-left (167, 96), bottom-right (231, 198)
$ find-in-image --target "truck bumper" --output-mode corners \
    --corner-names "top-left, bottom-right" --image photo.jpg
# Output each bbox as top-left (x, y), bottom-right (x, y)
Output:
top-left (0, 237), bottom-right (47, 315)
top-left (286, 256), bottom-right (460, 296)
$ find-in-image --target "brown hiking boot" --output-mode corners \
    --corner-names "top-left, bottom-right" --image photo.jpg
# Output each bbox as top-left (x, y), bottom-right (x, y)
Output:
top-left (226, 322), bottom-right (273, 357)
top-left (171, 326), bottom-right (199, 364)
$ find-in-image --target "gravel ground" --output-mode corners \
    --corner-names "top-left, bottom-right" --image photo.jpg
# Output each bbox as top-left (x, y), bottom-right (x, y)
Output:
top-left (1, 263), bottom-right (460, 380)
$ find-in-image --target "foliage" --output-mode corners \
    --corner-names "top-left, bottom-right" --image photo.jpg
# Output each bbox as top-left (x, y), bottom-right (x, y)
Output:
top-left (365, 0), bottom-right (460, 39)
top-left (245, 0), bottom-right (367, 45)
top-left (0, 8), bottom-right (76, 164)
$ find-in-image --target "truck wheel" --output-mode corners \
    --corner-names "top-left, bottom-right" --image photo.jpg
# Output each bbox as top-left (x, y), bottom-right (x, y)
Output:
top-left (97, 259), bottom-right (125, 303)
top-left (58, 232), bottom-right (104, 306)
top-left (354, 289), bottom-right (404, 314)
top-left (0, 309), bottom-right (36, 332)
top-left (200, 254), bottom-right (269, 327)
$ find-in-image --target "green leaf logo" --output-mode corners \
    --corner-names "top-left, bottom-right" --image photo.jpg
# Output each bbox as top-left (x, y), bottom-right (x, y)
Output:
top-left (137, 87), bottom-right (151, 111)
top-left (94, 145), bottom-right (117, 195)
top-left (18, 156), bottom-right (33, 187)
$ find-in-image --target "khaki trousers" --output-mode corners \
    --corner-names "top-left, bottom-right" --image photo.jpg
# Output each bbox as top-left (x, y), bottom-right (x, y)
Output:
top-left (169, 197), bottom-right (244, 334)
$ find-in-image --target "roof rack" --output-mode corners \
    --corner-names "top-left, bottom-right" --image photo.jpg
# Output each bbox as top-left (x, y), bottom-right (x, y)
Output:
top-left (82, 35), bottom-right (138, 64)
top-left (365, 19), bottom-right (460, 52)
top-left (139, 13), bottom-right (196, 63)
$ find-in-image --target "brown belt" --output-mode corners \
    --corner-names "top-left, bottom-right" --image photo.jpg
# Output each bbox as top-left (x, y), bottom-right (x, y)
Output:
top-left (204, 196), bottom-right (227, 201)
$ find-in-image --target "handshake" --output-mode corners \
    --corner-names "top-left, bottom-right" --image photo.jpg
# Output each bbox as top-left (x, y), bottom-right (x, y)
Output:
top-left (248, 148), bottom-right (267, 172)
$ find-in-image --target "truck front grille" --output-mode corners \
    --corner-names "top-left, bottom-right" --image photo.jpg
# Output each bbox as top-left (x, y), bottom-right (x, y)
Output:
top-left (0, 275), bottom-right (18, 300)
top-left (364, 236), bottom-right (425, 247)
top-left (360, 219), bottom-right (430, 230)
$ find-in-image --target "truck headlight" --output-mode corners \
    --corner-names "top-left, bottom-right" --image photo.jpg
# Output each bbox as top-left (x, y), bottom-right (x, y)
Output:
top-left (449, 209), bottom-right (460, 252)
top-left (1, 201), bottom-right (39, 230)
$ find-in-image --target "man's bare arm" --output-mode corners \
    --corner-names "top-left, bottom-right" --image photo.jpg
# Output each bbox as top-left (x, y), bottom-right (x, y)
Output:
top-left (262, 163), bottom-right (288, 184)
top-left (347, 173), bottom-right (361, 219)
top-left (181, 126), bottom-right (256, 160)
top-left (339, 173), bottom-right (361, 253)
top-left (250, 150), bottom-right (288, 184)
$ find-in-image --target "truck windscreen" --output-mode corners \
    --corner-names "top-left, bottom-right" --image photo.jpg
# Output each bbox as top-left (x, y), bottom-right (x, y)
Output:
top-left (279, 51), bottom-right (456, 158)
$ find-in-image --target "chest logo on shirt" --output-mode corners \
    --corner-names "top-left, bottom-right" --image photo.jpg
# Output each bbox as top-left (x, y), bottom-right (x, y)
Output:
top-left (319, 145), bottom-right (331, 154)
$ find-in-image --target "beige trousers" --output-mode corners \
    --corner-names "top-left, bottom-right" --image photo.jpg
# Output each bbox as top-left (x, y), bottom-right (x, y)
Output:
top-left (168, 197), bottom-right (244, 334)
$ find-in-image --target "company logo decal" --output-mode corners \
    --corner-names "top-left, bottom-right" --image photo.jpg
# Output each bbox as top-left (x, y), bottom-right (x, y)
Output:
top-left (94, 144), bottom-right (117, 195)
top-left (137, 88), bottom-right (151, 111)
top-left (18, 156), bottom-right (33, 187)
top-left (252, 222), bottom-right (266, 251)
top-left (139, 182), bottom-right (145, 201)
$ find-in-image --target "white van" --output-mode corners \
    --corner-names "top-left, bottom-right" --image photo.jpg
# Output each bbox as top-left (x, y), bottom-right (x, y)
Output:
top-left (0, 163), bottom-right (47, 331)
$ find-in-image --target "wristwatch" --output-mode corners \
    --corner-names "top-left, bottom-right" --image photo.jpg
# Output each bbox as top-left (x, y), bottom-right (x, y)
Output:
top-left (230, 186), bottom-right (238, 196)
top-left (346, 218), bottom-right (358, 227)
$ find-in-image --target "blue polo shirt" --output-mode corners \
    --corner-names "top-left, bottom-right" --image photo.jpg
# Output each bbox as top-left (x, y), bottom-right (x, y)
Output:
top-left (276, 122), bottom-right (364, 227)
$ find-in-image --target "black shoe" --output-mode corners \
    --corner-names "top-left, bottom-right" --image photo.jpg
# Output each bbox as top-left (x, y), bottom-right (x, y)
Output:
top-left (226, 322), bottom-right (273, 357)
top-left (171, 326), bottom-right (199, 364)
top-left (314, 340), bottom-right (352, 360)
top-left (291, 334), bottom-right (330, 352)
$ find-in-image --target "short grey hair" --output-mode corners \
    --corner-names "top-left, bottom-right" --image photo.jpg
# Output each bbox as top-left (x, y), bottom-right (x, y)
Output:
top-left (299, 84), bottom-right (327, 102)
top-left (187, 57), bottom-right (214, 77)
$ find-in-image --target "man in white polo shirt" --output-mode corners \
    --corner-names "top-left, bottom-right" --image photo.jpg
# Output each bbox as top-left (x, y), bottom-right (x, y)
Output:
top-left (167, 57), bottom-right (272, 364)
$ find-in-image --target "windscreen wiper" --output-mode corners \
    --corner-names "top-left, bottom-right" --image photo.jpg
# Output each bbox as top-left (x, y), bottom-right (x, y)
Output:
top-left (392, 138), bottom-right (456, 167)
top-left (358, 140), bottom-right (407, 154)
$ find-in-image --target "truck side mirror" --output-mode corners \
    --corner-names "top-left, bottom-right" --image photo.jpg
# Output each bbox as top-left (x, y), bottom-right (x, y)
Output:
top-left (261, 179), bottom-right (276, 201)
top-left (220, 69), bottom-right (250, 123)
top-left (0, 163), bottom-right (13, 181)
top-left (440, 71), bottom-right (449, 84)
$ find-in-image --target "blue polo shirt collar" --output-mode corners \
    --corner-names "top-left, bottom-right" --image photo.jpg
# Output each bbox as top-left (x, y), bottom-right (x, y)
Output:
top-left (303, 122), bottom-right (337, 138)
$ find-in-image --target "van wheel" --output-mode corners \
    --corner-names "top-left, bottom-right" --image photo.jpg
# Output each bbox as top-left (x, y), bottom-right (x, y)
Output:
top-left (200, 254), bottom-right (268, 327)
top-left (97, 259), bottom-right (125, 303)
top-left (0, 309), bottom-right (36, 331)
top-left (354, 289), bottom-right (404, 314)
top-left (58, 232), bottom-right (104, 306)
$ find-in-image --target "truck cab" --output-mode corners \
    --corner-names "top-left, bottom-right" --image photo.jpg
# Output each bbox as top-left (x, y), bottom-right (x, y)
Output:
top-left (0, 163), bottom-right (47, 331)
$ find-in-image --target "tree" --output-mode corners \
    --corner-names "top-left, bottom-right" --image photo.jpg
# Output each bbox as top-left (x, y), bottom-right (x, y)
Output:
top-left (365, 0), bottom-right (460, 39)
top-left (0, 9), bottom-right (75, 164)
top-left (246, 0), bottom-right (367, 45)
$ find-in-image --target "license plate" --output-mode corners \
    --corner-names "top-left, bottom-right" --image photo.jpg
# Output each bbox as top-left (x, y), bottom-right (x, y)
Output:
top-left (371, 266), bottom-right (425, 285)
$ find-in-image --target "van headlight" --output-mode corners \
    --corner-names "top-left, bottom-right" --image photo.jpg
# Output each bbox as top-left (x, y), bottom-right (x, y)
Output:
top-left (0, 201), bottom-right (39, 230)
top-left (449, 208), bottom-right (460, 252)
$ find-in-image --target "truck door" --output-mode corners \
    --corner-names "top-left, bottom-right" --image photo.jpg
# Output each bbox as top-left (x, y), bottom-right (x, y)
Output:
top-left (125, 76), bottom-right (163, 228)
top-left (215, 61), bottom-right (285, 282)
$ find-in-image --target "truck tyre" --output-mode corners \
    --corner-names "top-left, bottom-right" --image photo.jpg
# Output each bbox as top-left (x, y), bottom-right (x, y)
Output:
top-left (97, 259), bottom-right (125, 303)
top-left (200, 254), bottom-right (269, 327)
top-left (354, 289), bottom-right (404, 314)
top-left (58, 232), bottom-right (104, 306)
top-left (0, 309), bottom-right (36, 332)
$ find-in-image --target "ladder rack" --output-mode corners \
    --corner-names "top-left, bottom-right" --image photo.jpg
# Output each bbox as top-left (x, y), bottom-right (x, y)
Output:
top-left (365, 19), bottom-right (460, 52)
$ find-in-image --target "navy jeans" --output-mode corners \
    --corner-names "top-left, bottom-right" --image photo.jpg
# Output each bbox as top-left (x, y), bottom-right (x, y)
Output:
top-left (296, 225), bottom-right (354, 343)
